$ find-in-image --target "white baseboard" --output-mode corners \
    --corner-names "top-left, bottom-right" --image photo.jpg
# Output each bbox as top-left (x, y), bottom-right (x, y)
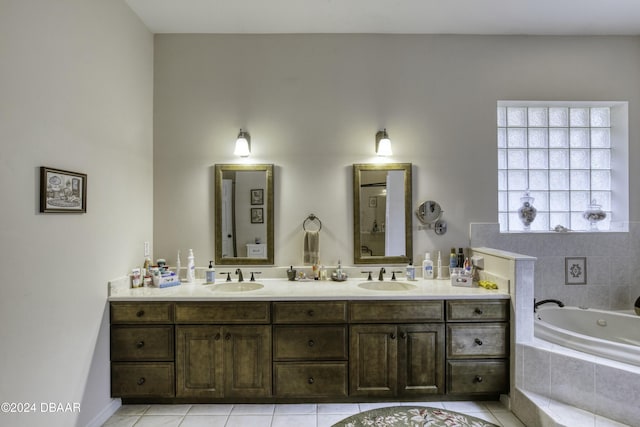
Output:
top-left (85, 398), bottom-right (121, 427)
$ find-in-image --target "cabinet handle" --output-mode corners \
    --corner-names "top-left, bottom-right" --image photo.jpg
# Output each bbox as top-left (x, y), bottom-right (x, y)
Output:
top-left (474, 338), bottom-right (483, 346)
top-left (136, 341), bottom-right (145, 348)
top-left (308, 377), bottom-right (314, 384)
top-left (390, 333), bottom-right (396, 340)
top-left (308, 339), bottom-right (315, 347)
top-left (400, 332), bottom-right (407, 339)
top-left (136, 310), bottom-right (145, 317)
top-left (225, 333), bottom-right (231, 341)
top-left (474, 308), bottom-right (483, 315)
top-left (474, 375), bottom-right (483, 383)
top-left (214, 333), bottom-right (221, 341)
top-left (137, 377), bottom-right (146, 385)
top-left (307, 310), bottom-right (314, 317)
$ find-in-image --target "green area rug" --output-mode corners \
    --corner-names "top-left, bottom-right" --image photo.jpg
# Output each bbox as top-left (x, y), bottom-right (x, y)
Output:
top-left (331, 406), bottom-right (499, 427)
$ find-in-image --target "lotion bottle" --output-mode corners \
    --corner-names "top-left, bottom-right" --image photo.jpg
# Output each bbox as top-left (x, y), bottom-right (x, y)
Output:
top-left (406, 261), bottom-right (416, 281)
top-left (422, 252), bottom-right (434, 280)
top-left (176, 250), bottom-right (182, 281)
top-left (186, 249), bottom-right (195, 283)
top-left (436, 251), bottom-right (443, 279)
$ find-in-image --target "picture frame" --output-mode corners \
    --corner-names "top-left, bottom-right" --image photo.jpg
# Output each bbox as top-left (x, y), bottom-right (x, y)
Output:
top-left (251, 208), bottom-right (264, 224)
top-left (565, 257), bottom-right (587, 285)
top-left (250, 188), bottom-right (264, 205)
top-left (369, 196), bottom-right (377, 208)
top-left (40, 167), bottom-right (87, 213)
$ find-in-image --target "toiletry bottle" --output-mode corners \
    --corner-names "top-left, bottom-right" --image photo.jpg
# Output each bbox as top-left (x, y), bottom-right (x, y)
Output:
top-left (457, 248), bottom-right (465, 268)
top-left (436, 251), bottom-right (443, 279)
top-left (422, 252), bottom-right (434, 280)
top-left (186, 249), bottom-right (195, 283)
top-left (176, 250), bottom-right (182, 281)
top-left (206, 260), bottom-right (215, 284)
top-left (449, 248), bottom-right (457, 270)
top-left (406, 261), bottom-right (416, 280)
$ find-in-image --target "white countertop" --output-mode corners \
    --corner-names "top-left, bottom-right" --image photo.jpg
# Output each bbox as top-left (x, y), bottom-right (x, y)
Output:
top-left (108, 278), bottom-right (510, 301)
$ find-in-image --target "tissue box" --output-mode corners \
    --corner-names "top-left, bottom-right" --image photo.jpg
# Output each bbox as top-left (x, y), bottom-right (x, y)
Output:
top-left (450, 269), bottom-right (474, 287)
top-left (152, 272), bottom-right (181, 288)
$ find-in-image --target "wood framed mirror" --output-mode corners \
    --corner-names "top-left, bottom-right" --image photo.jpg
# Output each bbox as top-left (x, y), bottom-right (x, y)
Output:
top-left (353, 163), bottom-right (412, 265)
top-left (215, 164), bottom-right (274, 265)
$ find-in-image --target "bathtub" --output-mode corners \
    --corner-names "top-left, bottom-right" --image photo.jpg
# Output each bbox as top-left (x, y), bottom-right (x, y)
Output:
top-left (534, 306), bottom-right (640, 367)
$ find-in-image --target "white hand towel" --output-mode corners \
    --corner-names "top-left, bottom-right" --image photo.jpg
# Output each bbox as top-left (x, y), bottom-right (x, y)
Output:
top-left (303, 230), bottom-right (320, 265)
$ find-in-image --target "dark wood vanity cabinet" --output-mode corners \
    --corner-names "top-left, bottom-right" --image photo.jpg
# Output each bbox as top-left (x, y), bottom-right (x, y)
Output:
top-left (272, 301), bottom-right (349, 398)
top-left (110, 297), bottom-right (510, 402)
top-left (445, 300), bottom-right (509, 395)
top-left (349, 301), bottom-right (445, 398)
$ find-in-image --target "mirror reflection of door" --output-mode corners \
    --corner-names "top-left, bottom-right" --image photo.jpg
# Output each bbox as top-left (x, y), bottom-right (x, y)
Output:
top-left (221, 178), bottom-right (235, 257)
top-left (385, 170), bottom-right (405, 256)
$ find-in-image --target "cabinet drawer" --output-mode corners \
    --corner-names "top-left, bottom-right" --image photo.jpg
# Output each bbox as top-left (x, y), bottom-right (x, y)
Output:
top-left (447, 324), bottom-right (508, 358)
top-left (111, 302), bottom-right (174, 324)
top-left (175, 302), bottom-right (270, 324)
top-left (446, 300), bottom-right (509, 322)
top-left (350, 301), bottom-right (443, 323)
top-left (274, 326), bottom-right (347, 360)
top-left (446, 360), bottom-right (508, 394)
top-left (111, 362), bottom-right (175, 398)
top-left (273, 301), bottom-right (347, 324)
top-left (111, 326), bottom-right (174, 361)
top-left (274, 362), bottom-right (348, 397)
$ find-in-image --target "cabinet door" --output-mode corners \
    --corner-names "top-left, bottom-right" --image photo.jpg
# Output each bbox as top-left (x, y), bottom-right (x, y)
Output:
top-left (397, 324), bottom-right (445, 396)
top-left (175, 326), bottom-right (224, 398)
top-left (224, 325), bottom-right (272, 398)
top-left (349, 324), bottom-right (397, 397)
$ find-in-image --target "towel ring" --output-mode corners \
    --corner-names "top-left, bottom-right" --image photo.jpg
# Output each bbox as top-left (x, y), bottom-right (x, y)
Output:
top-left (303, 214), bottom-right (322, 231)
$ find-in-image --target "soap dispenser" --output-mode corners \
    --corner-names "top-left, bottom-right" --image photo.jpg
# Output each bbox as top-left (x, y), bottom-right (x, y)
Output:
top-left (186, 249), bottom-right (195, 283)
top-left (206, 260), bottom-right (215, 284)
top-left (406, 260), bottom-right (416, 281)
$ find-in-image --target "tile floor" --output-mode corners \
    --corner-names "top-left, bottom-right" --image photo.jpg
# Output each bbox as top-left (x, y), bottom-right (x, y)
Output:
top-left (102, 401), bottom-right (527, 427)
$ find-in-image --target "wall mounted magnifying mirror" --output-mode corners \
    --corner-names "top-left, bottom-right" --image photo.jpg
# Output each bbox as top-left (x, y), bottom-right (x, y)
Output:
top-left (353, 163), bottom-right (412, 264)
top-left (215, 164), bottom-right (274, 265)
top-left (415, 200), bottom-right (447, 235)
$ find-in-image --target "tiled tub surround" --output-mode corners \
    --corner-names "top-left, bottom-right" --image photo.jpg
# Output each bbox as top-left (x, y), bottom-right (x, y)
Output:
top-left (470, 225), bottom-right (640, 426)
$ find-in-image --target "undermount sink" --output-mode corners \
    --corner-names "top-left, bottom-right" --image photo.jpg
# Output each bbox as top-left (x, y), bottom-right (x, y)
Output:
top-left (209, 282), bottom-right (264, 292)
top-left (358, 281), bottom-right (417, 291)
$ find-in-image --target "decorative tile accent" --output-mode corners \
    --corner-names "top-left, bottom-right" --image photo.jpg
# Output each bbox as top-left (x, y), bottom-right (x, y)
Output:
top-left (565, 257), bottom-right (587, 285)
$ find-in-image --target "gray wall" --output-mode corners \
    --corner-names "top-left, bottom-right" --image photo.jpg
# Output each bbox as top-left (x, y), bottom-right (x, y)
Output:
top-left (0, 1), bottom-right (153, 426)
top-left (153, 34), bottom-right (640, 269)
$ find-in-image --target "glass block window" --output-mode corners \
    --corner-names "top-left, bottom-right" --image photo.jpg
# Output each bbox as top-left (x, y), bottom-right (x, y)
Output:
top-left (497, 102), bottom-right (628, 232)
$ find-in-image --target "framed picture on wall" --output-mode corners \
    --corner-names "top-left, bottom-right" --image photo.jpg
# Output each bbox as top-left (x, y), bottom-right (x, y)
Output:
top-left (251, 208), bottom-right (264, 224)
top-left (251, 188), bottom-right (264, 205)
top-left (39, 167), bottom-right (87, 213)
top-left (565, 257), bottom-right (587, 285)
top-left (369, 196), bottom-right (377, 208)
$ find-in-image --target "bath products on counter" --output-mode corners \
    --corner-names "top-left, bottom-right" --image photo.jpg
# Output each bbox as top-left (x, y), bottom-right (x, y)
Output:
top-left (206, 260), bottom-right (215, 284)
top-left (176, 250), bottom-right (181, 280)
top-left (457, 248), bottom-right (465, 268)
top-left (406, 261), bottom-right (416, 280)
top-left (332, 260), bottom-right (348, 281)
top-left (422, 252), bottom-right (434, 279)
top-left (436, 251), bottom-right (444, 279)
top-left (449, 248), bottom-right (457, 270)
top-left (186, 249), bottom-right (195, 283)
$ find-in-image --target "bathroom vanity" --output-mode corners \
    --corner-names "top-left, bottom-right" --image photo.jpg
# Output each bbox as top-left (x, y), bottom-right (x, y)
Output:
top-left (109, 279), bottom-right (509, 403)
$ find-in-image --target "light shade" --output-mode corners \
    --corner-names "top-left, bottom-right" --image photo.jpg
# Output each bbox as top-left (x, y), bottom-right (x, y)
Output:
top-left (234, 129), bottom-right (251, 157)
top-left (375, 129), bottom-right (392, 156)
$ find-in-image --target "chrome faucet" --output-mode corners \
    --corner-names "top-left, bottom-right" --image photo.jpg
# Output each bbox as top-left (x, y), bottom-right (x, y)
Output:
top-left (378, 267), bottom-right (386, 281)
top-left (534, 298), bottom-right (564, 312)
top-left (235, 268), bottom-right (244, 282)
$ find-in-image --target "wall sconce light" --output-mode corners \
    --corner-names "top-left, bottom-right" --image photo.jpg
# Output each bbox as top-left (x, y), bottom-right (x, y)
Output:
top-left (234, 129), bottom-right (251, 157)
top-left (375, 128), bottom-right (392, 156)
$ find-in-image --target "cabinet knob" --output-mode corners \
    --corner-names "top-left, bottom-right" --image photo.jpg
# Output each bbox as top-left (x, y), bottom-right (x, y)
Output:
top-left (136, 341), bottom-right (145, 348)
top-left (308, 377), bottom-right (314, 384)
top-left (474, 338), bottom-right (483, 346)
top-left (225, 333), bottom-right (231, 341)
top-left (136, 310), bottom-right (145, 317)
top-left (137, 377), bottom-right (146, 386)
top-left (474, 375), bottom-right (483, 383)
top-left (307, 310), bottom-right (314, 317)
top-left (390, 333), bottom-right (396, 340)
top-left (308, 340), bottom-right (315, 347)
top-left (214, 333), bottom-right (221, 341)
top-left (474, 308), bottom-right (483, 315)
top-left (399, 332), bottom-right (407, 340)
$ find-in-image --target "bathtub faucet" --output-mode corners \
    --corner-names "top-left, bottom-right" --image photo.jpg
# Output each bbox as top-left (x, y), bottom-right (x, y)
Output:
top-left (534, 298), bottom-right (565, 312)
